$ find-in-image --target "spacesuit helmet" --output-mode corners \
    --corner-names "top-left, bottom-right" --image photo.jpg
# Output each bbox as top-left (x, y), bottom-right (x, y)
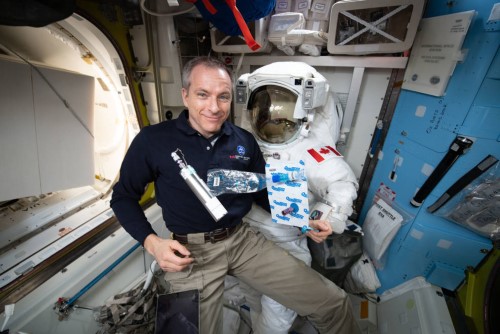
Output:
top-left (237, 62), bottom-right (329, 146)
top-left (247, 84), bottom-right (301, 144)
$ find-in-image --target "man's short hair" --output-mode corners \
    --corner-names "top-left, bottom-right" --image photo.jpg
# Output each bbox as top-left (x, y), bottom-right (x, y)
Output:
top-left (181, 56), bottom-right (233, 90)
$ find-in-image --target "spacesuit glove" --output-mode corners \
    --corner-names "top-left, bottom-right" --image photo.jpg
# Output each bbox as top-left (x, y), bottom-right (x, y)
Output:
top-left (310, 201), bottom-right (347, 234)
top-left (327, 215), bottom-right (347, 234)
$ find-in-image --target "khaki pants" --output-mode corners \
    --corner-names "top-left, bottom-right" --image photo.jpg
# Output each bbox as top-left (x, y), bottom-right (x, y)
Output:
top-left (164, 223), bottom-right (360, 334)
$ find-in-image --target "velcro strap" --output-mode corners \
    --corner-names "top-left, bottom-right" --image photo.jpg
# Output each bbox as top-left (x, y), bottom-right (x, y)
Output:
top-left (224, 0), bottom-right (261, 51)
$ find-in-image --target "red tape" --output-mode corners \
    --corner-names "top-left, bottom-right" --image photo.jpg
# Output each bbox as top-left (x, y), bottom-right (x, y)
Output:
top-left (225, 0), bottom-right (261, 51)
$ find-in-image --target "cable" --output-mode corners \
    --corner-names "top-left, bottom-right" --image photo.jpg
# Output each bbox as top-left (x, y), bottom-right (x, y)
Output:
top-left (141, 260), bottom-right (158, 293)
top-left (61, 242), bottom-right (141, 312)
top-left (73, 305), bottom-right (94, 311)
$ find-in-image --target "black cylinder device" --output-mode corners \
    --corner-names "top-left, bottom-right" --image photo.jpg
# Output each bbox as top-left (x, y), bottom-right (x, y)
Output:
top-left (410, 136), bottom-right (474, 207)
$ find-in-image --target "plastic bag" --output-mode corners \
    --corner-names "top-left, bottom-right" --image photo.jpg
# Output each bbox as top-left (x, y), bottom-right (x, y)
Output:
top-left (207, 168), bottom-right (267, 196)
top-left (433, 159), bottom-right (499, 240)
top-left (344, 251), bottom-right (381, 294)
top-left (308, 227), bottom-right (363, 287)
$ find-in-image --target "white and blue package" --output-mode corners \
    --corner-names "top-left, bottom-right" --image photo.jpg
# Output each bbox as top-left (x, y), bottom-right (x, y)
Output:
top-left (266, 160), bottom-right (310, 230)
top-left (207, 169), bottom-right (268, 196)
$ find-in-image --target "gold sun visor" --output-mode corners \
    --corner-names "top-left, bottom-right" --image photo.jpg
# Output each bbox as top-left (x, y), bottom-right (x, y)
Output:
top-left (248, 85), bottom-right (302, 144)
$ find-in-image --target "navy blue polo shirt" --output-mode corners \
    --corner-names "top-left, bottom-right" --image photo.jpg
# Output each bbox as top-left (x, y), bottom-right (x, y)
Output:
top-left (110, 110), bottom-right (270, 244)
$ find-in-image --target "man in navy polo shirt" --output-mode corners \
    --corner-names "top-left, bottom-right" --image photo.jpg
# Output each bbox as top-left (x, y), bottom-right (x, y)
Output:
top-left (110, 56), bottom-right (360, 333)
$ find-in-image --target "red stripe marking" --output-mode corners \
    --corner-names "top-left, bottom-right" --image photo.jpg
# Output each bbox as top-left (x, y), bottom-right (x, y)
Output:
top-left (307, 148), bottom-right (324, 162)
top-left (326, 145), bottom-right (341, 156)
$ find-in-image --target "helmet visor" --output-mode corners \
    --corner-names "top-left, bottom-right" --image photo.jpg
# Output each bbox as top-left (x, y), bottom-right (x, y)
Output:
top-left (248, 85), bottom-right (300, 144)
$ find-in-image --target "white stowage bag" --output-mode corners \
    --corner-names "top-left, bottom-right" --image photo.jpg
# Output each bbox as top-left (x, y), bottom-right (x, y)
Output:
top-left (362, 198), bottom-right (404, 269)
top-left (223, 305), bottom-right (241, 334)
top-left (344, 251), bottom-right (381, 294)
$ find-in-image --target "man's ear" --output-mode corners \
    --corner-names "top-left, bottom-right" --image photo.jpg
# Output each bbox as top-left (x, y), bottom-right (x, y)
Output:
top-left (181, 87), bottom-right (189, 108)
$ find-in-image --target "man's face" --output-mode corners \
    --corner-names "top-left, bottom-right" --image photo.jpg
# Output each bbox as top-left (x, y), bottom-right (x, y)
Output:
top-left (182, 64), bottom-right (232, 138)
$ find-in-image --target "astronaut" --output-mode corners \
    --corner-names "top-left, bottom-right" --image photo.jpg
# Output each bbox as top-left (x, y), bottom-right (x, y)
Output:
top-left (228, 62), bottom-right (359, 333)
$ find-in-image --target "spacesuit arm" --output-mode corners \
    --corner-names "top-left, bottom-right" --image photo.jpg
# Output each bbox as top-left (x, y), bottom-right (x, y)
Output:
top-left (306, 155), bottom-right (359, 233)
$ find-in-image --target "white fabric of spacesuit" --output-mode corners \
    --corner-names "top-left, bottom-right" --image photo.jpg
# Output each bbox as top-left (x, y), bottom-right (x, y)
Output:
top-left (269, 1), bottom-right (333, 57)
top-left (226, 62), bottom-right (359, 334)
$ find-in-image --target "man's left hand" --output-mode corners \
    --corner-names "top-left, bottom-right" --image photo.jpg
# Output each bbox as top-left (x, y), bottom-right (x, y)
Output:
top-left (306, 220), bottom-right (332, 243)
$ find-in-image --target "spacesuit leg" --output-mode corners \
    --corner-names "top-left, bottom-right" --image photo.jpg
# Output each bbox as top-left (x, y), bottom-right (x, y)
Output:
top-left (255, 295), bottom-right (298, 334)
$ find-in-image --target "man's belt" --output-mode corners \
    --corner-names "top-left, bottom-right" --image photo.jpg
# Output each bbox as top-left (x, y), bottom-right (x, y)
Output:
top-left (172, 224), bottom-right (240, 244)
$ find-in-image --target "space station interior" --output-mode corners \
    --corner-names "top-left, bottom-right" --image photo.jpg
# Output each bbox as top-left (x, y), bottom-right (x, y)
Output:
top-left (0, 0), bottom-right (499, 333)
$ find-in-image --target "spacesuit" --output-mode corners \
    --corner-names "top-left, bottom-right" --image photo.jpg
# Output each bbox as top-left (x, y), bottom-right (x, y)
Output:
top-left (232, 62), bottom-right (359, 333)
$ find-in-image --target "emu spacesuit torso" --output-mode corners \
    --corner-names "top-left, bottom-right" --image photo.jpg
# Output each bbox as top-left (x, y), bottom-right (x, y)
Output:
top-left (233, 62), bottom-right (359, 333)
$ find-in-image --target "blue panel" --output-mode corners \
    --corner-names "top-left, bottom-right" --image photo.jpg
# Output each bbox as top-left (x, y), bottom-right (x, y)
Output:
top-left (425, 0), bottom-right (497, 18)
top-left (385, 92), bottom-right (464, 153)
top-left (386, 24), bottom-right (499, 152)
top-left (361, 137), bottom-right (500, 221)
top-left (403, 218), bottom-right (490, 267)
top-left (426, 262), bottom-right (465, 290)
top-left (485, 20), bottom-right (500, 32)
top-left (374, 245), bottom-right (430, 293)
top-left (376, 246), bottom-right (468, 292)
top-left (460, 48), bottom-right (500, 140)
top-left (461, 105), bottom-right (500, 140)
top-left (373, 206), bottom-right (492, 292)
top-left (476, 75), bottom-right (500, 107)
top-left (487, 48), bottom-right (500, 79)
top-left (360, 0), bottom-right (499, 293)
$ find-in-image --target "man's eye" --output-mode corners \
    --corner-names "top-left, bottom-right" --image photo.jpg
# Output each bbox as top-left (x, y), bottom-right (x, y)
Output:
top-left (219, 95), bottom-right (231, 101)
top-left (197, 92), bottom-right (207, 98)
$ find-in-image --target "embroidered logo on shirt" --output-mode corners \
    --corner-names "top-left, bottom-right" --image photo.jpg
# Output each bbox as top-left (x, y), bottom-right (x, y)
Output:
top-left (307, 146), bottom-right (343, 163)
top-left (229, 145), bottom-right (250, 160)
top-left (237, 145), bottom-right (246, 155)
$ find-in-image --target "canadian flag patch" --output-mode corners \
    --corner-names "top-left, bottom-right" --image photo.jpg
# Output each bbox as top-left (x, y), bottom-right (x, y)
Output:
top-left (307, 146), bottom-right (343, 163)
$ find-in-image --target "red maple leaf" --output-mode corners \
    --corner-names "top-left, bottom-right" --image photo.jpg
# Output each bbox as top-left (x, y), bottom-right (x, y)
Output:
top-left (319, 147), bottom-right (331, 154)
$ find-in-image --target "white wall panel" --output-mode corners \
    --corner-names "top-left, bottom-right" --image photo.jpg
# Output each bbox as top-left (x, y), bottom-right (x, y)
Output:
top-left (33, 65), bottom-right (95, 193)
top-left (0, 57), bottom-right (95, 201)
top-left (0, 59), bottom-right (40, 201)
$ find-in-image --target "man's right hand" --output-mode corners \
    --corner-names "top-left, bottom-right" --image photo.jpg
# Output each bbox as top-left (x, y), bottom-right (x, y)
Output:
top-left (144, 234), bottom-right (194, 272)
